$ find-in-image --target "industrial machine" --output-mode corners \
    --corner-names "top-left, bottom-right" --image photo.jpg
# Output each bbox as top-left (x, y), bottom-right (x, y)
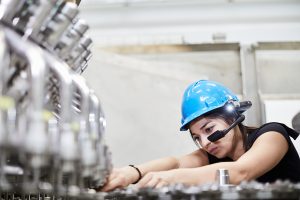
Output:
top-left (0, 0), bottom-right (112, 198)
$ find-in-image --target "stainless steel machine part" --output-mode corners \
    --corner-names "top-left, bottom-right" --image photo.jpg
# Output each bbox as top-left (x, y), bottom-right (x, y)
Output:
top-left (0, 0), bottom-right (108, 196)
top-left (56, 19), bottom-right (89, 60)
top-left (43, 2), bottom-right (79, 49)
top-left (216, 169), bottom-right (230, 186)
top-left (24, 0), bottom-right (60, 40)
top-left (0, 0), bottom-right (24, 24)
top-left (67, 36), bottom-right (92, 69)
top-left (89, 92), bottom-right (110, 188)
top-left (72, 75), bottom-right (97, 181)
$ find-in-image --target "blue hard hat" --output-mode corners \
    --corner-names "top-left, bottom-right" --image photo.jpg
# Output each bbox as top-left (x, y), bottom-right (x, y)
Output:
top-left (180, 80), bottom-right (239, 131)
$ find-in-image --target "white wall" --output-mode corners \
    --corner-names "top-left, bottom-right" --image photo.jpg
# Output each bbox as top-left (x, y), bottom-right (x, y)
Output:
top-left (83, 52), bottom-right (198, 167)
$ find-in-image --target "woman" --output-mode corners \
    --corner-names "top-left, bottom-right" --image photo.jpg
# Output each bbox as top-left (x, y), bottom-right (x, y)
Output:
top-left (101, 80), bottom-right (300, 192)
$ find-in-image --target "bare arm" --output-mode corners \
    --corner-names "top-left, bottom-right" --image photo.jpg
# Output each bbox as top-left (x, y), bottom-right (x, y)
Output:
top-left (138, 148), bottom-right (209, 171)
top-left (137, 131), bottom-right (289, 187)
top-left (100, 156), bottom-right (180, 192)
top-left (101, 149), bottom-right (208, 191)
top-left (177, 148), bottom-right (209, 168)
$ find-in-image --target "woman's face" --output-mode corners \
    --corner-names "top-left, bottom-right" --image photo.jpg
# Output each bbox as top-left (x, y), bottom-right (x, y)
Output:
top-left (189, 117), bottom-right (235, 158)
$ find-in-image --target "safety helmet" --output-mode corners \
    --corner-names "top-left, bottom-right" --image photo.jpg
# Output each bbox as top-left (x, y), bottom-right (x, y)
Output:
top-left (180, 80), bottom-right (239, 131)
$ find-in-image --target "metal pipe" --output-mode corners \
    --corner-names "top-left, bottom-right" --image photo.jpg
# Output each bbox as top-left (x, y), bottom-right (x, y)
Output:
top-left (4, 28), bottom-right (46, 119)
top-left (0, 27), bottom-right (8, 94)
top-left (0, 28), bottom-right (17, 185)
top-left (72, 75), bottom-right (97, 179)
top-left (88, 91), bottom-right (109, 188)
top-left (24, 0), bottom-right (59, 40)
top-left (72, 75), bottom-right (90, 137)
top-left (89, 91), bottom-right (106, 141)
top-left (43, 51), bottom-right (73, 128)
top-left (0, 29), bottom-right (12, 187)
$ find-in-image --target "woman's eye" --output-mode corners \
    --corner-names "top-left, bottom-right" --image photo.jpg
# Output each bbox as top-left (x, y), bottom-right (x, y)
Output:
top-left (192, 135), bottom-right (200, 141)
top-left (205, 126), bottom-right (214, 133)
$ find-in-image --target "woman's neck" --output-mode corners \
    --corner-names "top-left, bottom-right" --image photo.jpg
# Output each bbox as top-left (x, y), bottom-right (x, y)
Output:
top-left (229, 128), bottom-right (245, 160)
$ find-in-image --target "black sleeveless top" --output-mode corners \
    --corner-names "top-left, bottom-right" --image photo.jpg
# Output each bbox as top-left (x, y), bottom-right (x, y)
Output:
top-left (207, 122), bottom-right (300, 183)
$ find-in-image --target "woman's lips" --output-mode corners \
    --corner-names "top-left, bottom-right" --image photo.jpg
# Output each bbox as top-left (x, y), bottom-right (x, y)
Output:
top-left (208, 147), bottom-right (218, 154)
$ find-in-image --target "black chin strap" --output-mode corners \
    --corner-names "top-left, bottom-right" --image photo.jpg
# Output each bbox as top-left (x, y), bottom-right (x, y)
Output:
top-left (207, 115), bottom-right (245, 142)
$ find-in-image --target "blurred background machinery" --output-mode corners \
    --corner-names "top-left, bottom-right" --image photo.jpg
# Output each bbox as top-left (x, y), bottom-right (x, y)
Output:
top-left (0, 0), bottom-right (112, 198)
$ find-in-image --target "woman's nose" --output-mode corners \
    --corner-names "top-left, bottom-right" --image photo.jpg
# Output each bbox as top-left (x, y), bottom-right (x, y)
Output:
top-left (201, 136), bottom-right (211, 149)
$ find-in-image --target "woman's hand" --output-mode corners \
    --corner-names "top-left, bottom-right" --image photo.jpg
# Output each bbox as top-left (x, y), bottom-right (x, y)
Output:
top-left (136, 170), bottom-right (176, 188)
top-left (100, 166), bottom-right (141, 192)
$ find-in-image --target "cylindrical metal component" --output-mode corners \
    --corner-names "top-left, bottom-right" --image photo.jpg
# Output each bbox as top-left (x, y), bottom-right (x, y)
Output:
top-left (216, 168), bottom-right (230, 185)
top-left (72, 19), bottom-right (89, 35)
top-left (43, 2), bottom-right (78, 48)
top-left (25, 0), bottom-right (59, 40)
top-left (67, 36), bottom-right (92, 69)
top-left (55, 19), bottom-right (89, 59)
top-left (80, 36), bottom-right (92, 50)
top-left (71, 48), bottom-right (91, 72)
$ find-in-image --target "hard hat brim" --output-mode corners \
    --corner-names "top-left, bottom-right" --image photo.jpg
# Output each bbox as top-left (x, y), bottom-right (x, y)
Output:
top-left (180, 102), bottom-right (226, 131)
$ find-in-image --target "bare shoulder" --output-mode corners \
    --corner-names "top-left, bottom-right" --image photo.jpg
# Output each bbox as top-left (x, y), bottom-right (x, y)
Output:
top-left (252, 131), bottom-right (289, 148)
top-left (234, 131), bottom-right (289, 180)
top-left (239, 131), bottom-right (289, 168)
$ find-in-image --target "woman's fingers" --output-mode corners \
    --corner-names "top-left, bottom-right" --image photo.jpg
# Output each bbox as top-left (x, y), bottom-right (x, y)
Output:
top-left (143, 177), bottom-right (160, 188)
top-left (136, 173), bottom-right (152, 188)
top-left (106, 172), bottom-right (117, 182)
top-left (100, 170), bottom-right (172, 192)
top-left (155, 180), bottom-right (167, 188)
top-left (100, 169), bottom-right (130, 192)
top-left (137, 173), bottom-right (164, 188)
top-left (101, 177), bottom-right (125, 192)
top-left (99, 167), bottom-right (141, 192)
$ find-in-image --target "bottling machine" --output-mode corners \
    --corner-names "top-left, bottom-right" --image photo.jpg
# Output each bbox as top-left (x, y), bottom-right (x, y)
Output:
top-left (0, 0), bottom-right (112, 199)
